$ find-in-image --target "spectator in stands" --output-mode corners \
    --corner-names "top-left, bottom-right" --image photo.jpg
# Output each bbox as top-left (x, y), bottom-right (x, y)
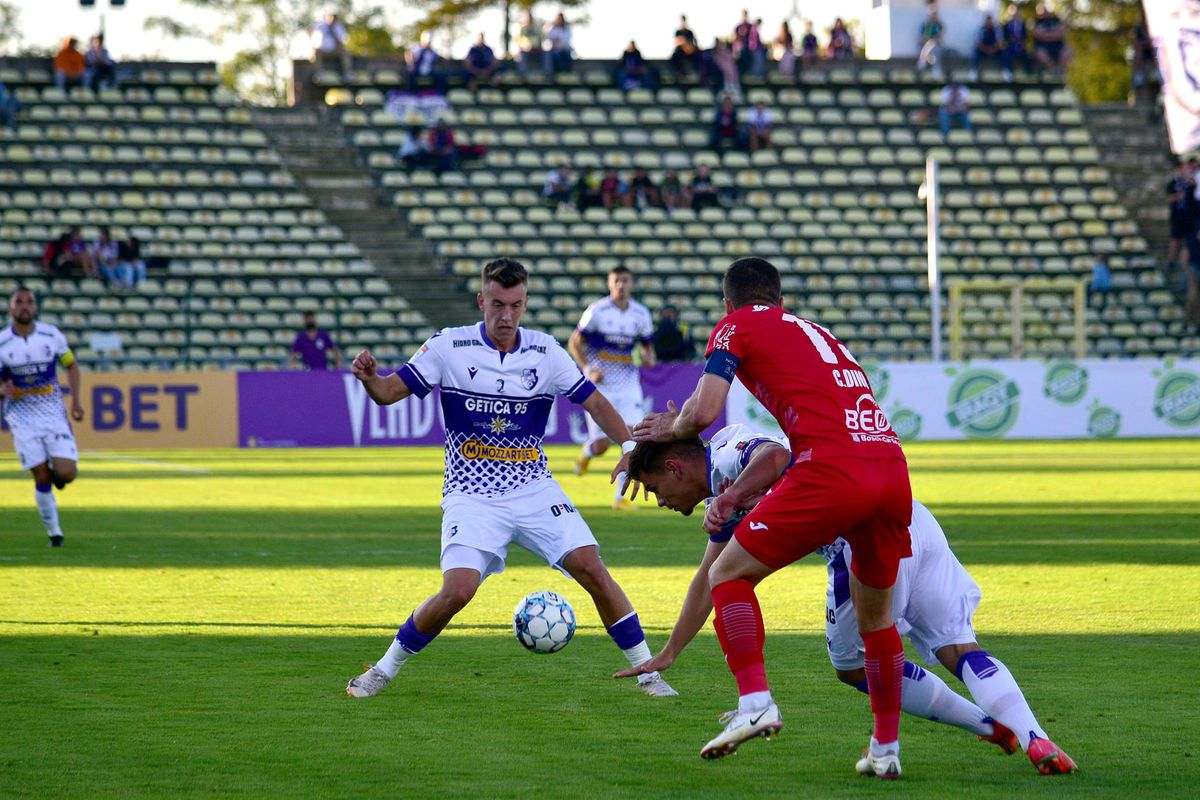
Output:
top-left (1188, 246), bottom-right (1200, 327)
top-left (428, 119), bottom-right (457, 174)
top-left (53, 37), bottom-right (86, 91)
top-left (745, 19), bottom-right (767, 77)
top-left (660, 170), bottom-right (690, 212)
top-left (711, 38), bottom-right (741, 98)
top-left (670, 15), bottom-right (701, 77)
top-left (84, 35), bottom-right (117, 92)
top-left (398, 125), bottom-right (429, 171)
top-left (1032, 3), bottom-right (1071, 74)
top-left (773, 21), bottom-right (796, 77)
top-left (464, 33), bottom-right (501, 90)
top-left (117, 235), bottom-right (146, 287)
top-left (828, 18), bottom-right (854, 60)
top-left (653, 305), bottom-right (696, 363)
top-left (1088, 255), bottom-right (1113, 310)
top-left (93, 227), bottom-right (124, 288)
top-left (290, 311), bottom-right (343, 371)
top-left (66, 226), bottom-right (97, 278)
top-left (1166, 161), bottom-right (1195, 271)
top-left (517, 11), bottom-right (541, 75)
top-left (41, 234), bottom-right (75, 280)
top-left (732, 10), bottom-right (753, 74)
top-left (599, 169), bottom-right (628, 210)
top-left (917, 2), bottom-right (944, 76)
top-left (971, 14), bottom-right (1004, 81)
top-left (1130, 13), bottom-right (1158, 106)
top-left (690, 164), bottom-right (720, 211)
top-left (939, 81), bottom-right (972, 137)
top-left (710, 94), bottom-right (743, 151)
top-left (544, 163), bottom-right (572, 206)
top-left (616, 40), bottom-right (654, 90)
top-left (0, 80), bottom-right (22, 131)
top-left (1001, 4), bottom-right (1033, 81)
top-left (543, 13), bottom-right (574, 75)
top-left (800, 21), bottom-right (820, 71)
top-left (406, 32), bottom-right (440, 87)
top-left (311, 11), bottom-right (351, 77)
top-left (746, 101), bottom-right (773, 153)
top-left (627, 168), bottom-right (660, 210)
top-left (574, 168), bottom-right (602, 211)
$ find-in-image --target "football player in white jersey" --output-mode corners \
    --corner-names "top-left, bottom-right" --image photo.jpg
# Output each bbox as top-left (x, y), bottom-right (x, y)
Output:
top-left (568, 265), bottom-right (655, 510)
top-left (345, 258), bottom-right (677, 699)
top-left (0, 288), bottom-right (85, 547)
top-left (614, 425), bottom-right (1078, 775)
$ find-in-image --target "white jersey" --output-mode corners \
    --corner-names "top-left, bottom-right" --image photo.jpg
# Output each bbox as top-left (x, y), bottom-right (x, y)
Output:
top-left (704, 423), bottom-right (790, 542)
top-left (397, 323), bottom-right (595, 498)
top-left (0, 322), bottom-right (73, 431)
top-left (574, 296), bottom-right (653, 393)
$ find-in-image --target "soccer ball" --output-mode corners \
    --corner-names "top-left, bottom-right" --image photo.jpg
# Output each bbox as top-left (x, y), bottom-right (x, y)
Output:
top-left (513, 590), bottom-right (576, 654)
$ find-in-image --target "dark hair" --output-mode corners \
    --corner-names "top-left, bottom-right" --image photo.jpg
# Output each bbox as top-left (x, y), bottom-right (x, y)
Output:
top-left (11, 286), bottom-right (35, 302)
top-left (481, 257), bottom-right (528, 289)
top-left (626, 436), bottom-right (705, 482)
top-left (610, 265), bottom-right (633, 278)
top-left (723, 257), bottom-right (782, 309)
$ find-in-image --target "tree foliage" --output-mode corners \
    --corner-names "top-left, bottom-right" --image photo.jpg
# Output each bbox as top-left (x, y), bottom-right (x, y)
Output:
top-left (403, 0), bottom-right (589, 50)
top-left (0, 1), bottom-right (21, 52)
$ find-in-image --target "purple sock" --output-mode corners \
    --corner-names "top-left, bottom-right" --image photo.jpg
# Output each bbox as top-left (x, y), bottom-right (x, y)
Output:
top-left (35, 483), bottom-right (52, 494)
top-left (605, 611), bottom-right (645, 650)
top-left (396, 613), bottom-right (437, 654)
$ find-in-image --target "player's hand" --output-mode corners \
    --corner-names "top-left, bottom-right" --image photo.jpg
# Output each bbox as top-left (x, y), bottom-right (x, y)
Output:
top-left (587, 368), bottom-right (604, 384)
top-left (631, 400), bottom-right (680, 442)
top-left (703, 491), bottom-right (738, 534)
top-left (351, 350), bottom-right (377, 381)
top-left (613, 649), bottom-right (675, 679)
top-left (611, 451), bottom-right (641, 500)
top-left (0, 379), bottom-right (14, 399)
top-left (70, 400), bottom-right (84, 422)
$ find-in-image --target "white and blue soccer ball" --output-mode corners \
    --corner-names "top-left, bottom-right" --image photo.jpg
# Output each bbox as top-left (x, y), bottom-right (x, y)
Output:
top-left (513, 590), bottom-right (576, 654)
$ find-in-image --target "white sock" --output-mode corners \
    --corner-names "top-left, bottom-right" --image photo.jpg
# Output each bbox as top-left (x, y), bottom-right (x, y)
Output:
top-left (376, 637), bottom-right (412, 679)
top-left (737, 690), bottom-right (773, 714)
top-left (900, 662), bottom-right (993, 736)
top-left (959, 652), bottom-right (1047, 750)
top-left (580, 441), bottom-right (597, 460)
top-left (35, 487), bottom-right (62, 537)
top-left (870, 736), bottom-right (900, 757)
top-left (622, 640), bottom-right (652, 670)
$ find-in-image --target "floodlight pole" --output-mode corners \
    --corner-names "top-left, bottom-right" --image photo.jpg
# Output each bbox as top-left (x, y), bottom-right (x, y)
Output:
top-left (925, 158), bottom-right (943, 362)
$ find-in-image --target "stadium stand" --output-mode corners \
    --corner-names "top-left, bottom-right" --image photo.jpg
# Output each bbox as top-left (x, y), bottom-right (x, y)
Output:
top-left (323, 63), bottom-right (1196, 360)
top-left (0, 59), bottom-right (434, 371)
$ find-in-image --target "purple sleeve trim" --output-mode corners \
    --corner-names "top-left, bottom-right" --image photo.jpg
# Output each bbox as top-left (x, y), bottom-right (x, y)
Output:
top-left (397, 364), bottom-right (431, 398)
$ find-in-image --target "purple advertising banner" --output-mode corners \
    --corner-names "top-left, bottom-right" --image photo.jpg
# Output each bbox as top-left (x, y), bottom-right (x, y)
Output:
top-left (237, 363), bottom-right (722, 448)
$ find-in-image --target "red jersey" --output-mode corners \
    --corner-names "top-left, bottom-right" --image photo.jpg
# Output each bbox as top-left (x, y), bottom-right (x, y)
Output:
top-left (705, 304), bottom-right (904, 461)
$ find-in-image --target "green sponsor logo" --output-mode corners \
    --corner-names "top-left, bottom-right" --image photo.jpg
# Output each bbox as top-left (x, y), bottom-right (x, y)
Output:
top-left (1086, 401), bottom-right (1121, 439)
top-left (862, 362), bottom-right (889, 402)
top-left (1152, 370), bottom-right (1200, 429)
top-left (888, 407), bottom-right (922, 441)
top-left (945, 367), bottom-right (1020, 438)
top-left (1043, 361), bottom-right (1088, 406)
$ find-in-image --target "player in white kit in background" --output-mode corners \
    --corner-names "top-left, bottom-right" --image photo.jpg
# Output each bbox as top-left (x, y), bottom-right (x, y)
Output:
top-left (615, 424), bottom-right (1078, 775)
top-left (568, 265), bottom-right (655, 510)
top-left (0, 288), bottom-right (85, 547)
top-left (346, 258), bottom-right (677, 699)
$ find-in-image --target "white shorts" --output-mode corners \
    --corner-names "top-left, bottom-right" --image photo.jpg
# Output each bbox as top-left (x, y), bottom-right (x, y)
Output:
top-left (825, 502), bottom-right (981, 670)
top-left (11, 422), bottom-right (78, 471)
top-left (585, 385), bottom-right (646, 442)
top-left (438, 479), bottom-right (599, 580)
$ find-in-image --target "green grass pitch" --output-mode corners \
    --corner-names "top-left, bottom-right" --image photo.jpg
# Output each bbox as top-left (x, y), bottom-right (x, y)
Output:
top-left (1, 440), bottom-right (1198, 798)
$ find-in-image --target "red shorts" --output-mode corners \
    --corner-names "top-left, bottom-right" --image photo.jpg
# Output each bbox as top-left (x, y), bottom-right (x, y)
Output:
top-left (733, 456), bottom-right (913, 589)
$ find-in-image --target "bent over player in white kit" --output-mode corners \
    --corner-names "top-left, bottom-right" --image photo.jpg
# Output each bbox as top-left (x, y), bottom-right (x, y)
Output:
top-left (616, 424), bottom-right (1078, 775)
top-left (568, 265), bottom-right (654, 510)
top-left (0, 288), bottom-right (85, 547)
top-left (346, 258), bottom-right (677, 699)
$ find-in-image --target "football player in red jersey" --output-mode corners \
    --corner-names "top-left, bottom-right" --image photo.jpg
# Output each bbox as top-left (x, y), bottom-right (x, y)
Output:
top-left (632, 257), bottom-right (911, 776)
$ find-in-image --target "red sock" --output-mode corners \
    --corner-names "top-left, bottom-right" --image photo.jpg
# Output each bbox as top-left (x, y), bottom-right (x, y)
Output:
top-left (862, 625), bottom-right (904, 745)
top-left (711, 579), bottom-right (769, 696)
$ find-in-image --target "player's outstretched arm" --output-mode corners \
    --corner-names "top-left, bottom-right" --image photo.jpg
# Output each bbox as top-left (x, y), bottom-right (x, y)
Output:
top-left (703, 442), bottom-right (790, 534)
top-left (614, 539), bottom-right (727, 679)
top-left (580, 390), bottom-right (640, 497)
top-left (632, 374), bottom-right (729, 443)
top-left (65, 361), bottom-right (84, 421)
top-left (351, 349), bottom-right (411, 406)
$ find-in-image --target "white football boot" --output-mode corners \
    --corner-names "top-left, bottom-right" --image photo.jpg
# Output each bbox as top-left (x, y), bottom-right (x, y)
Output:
top-left (700, 702), bottom-right (782, 759)
top-left (346, 664), bottom-right (393, 698)
top-left (855, 738), bottom-right (902, 779)
top-left (637, 671), bottom-right (679, 697)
